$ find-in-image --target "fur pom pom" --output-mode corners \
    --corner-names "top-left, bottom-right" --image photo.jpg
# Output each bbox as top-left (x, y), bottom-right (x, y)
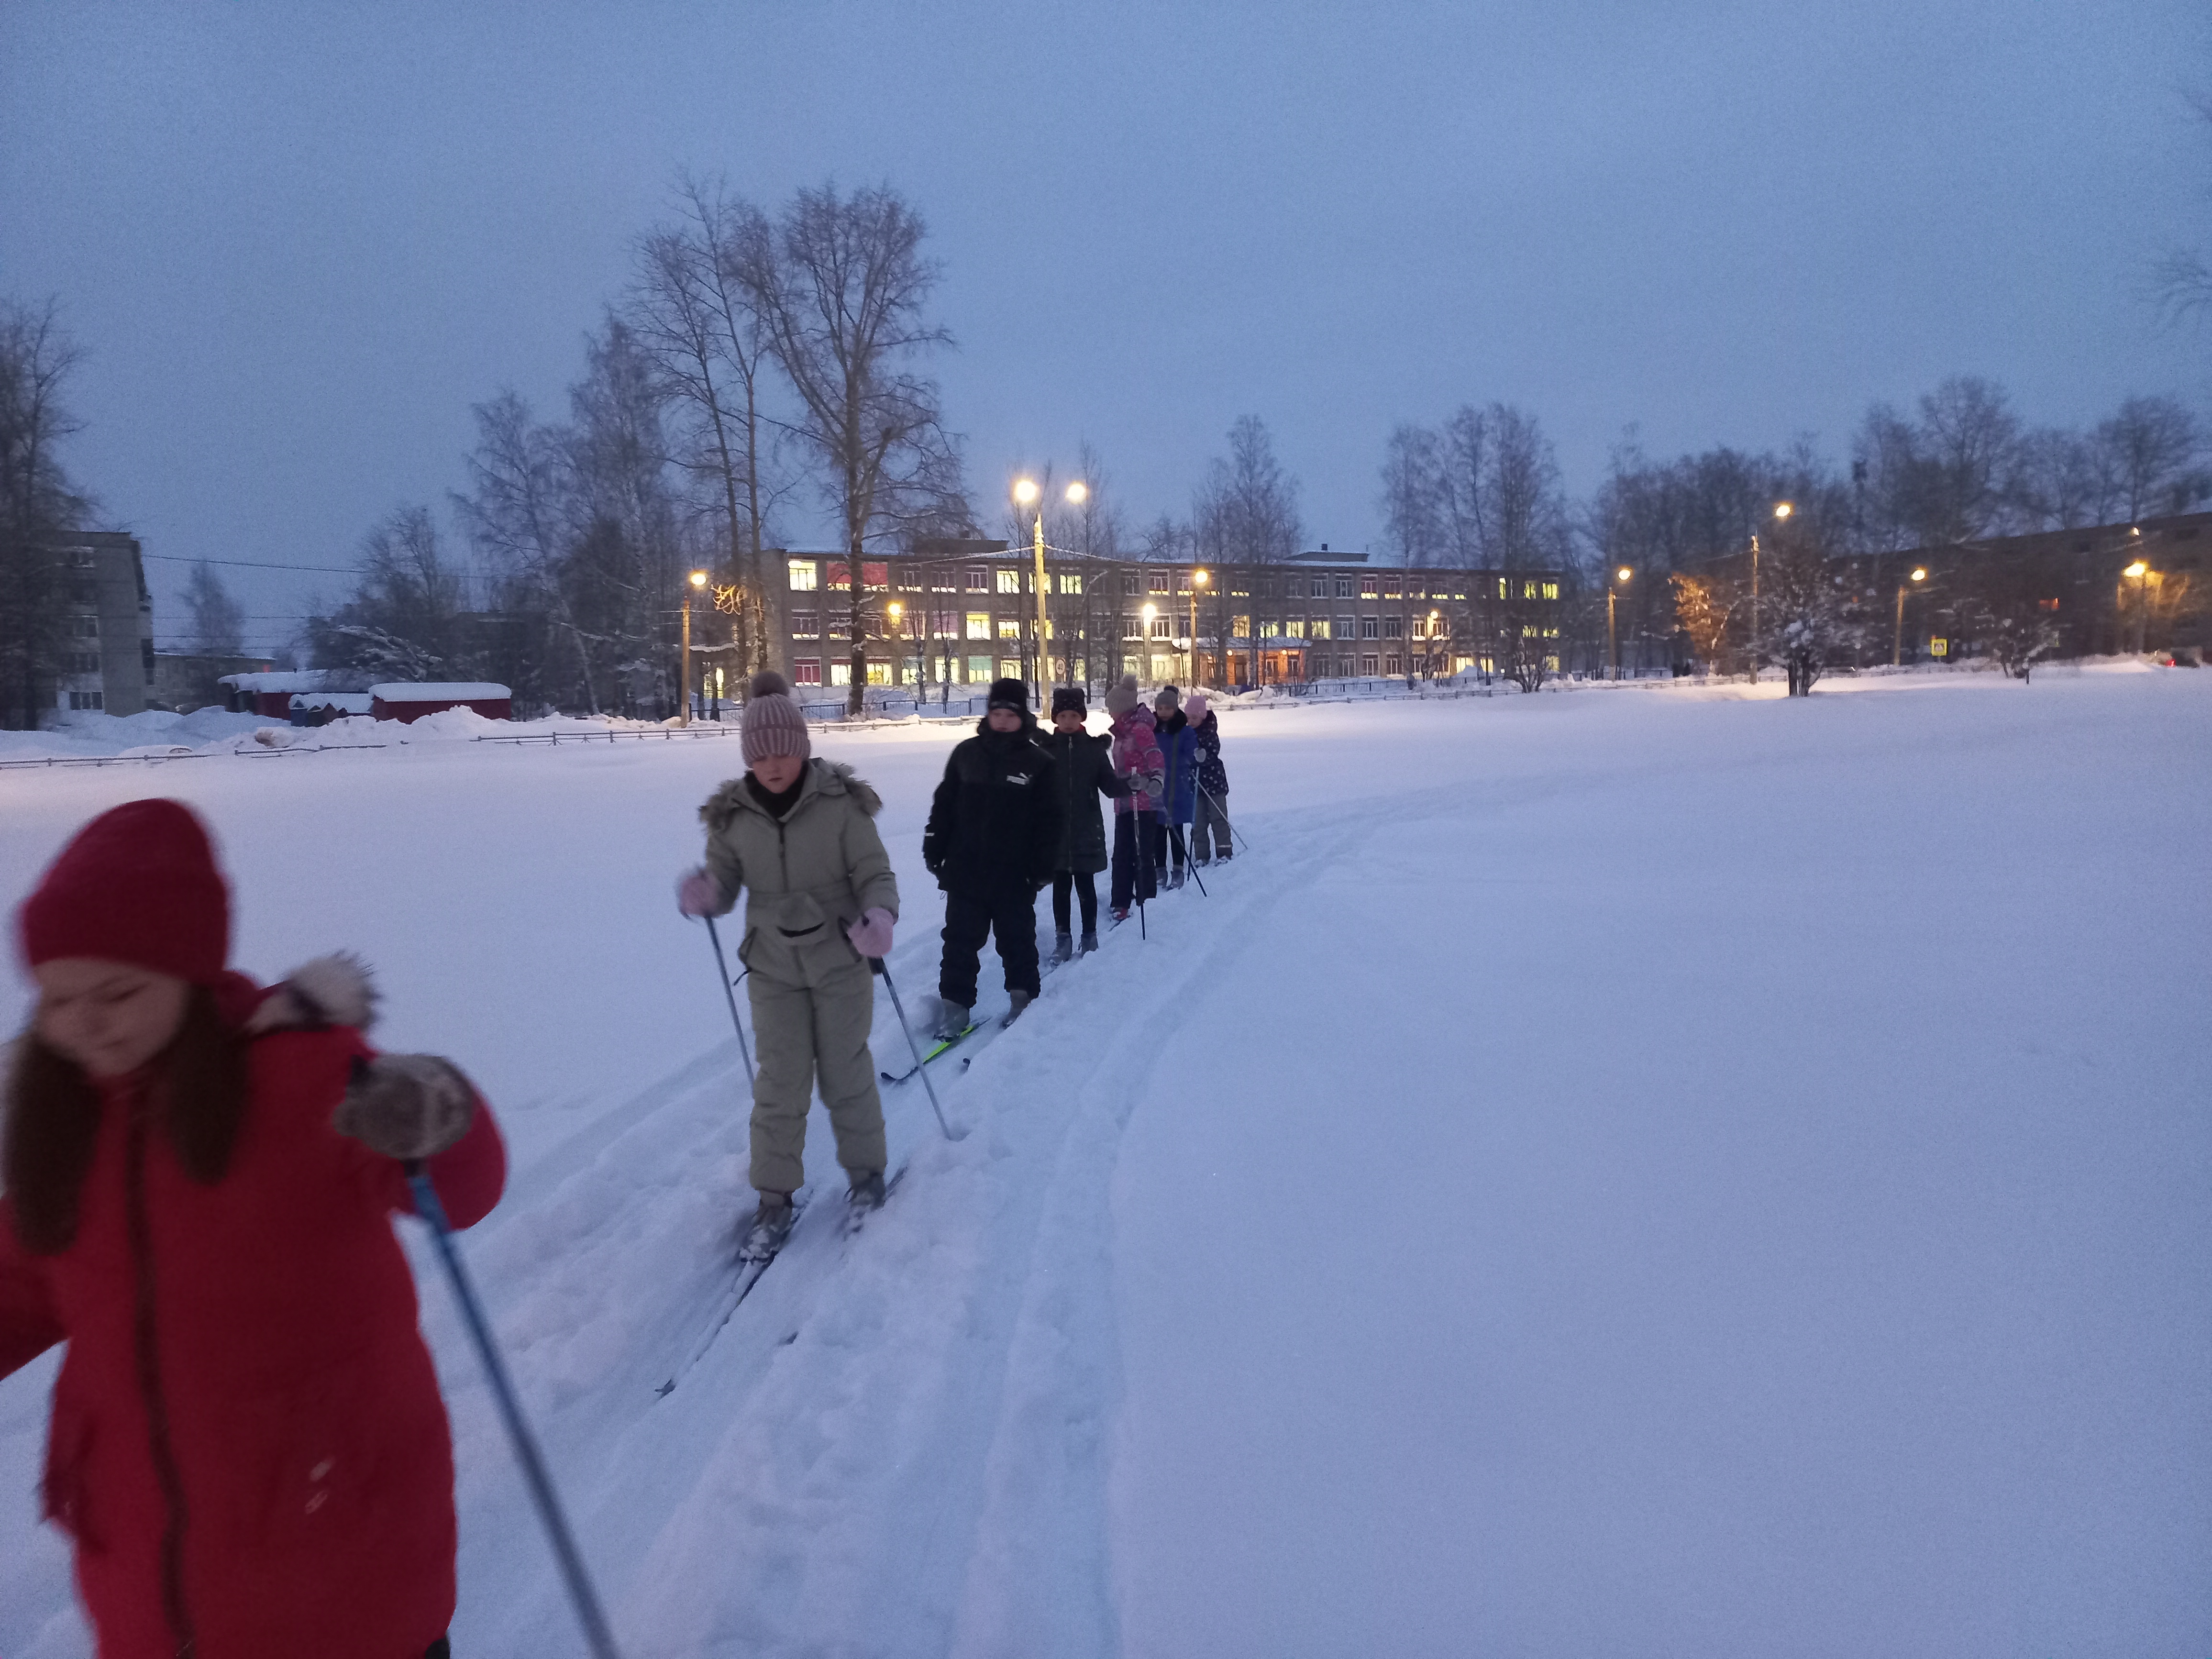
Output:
top-left (247, 952), bottom-right (379, 1034)
top-left (749, 670), bottom-right (790, 699)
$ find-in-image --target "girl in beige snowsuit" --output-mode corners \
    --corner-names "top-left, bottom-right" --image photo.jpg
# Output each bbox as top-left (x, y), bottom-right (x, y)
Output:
top-left (677, 673), bottom-right (898, 1254)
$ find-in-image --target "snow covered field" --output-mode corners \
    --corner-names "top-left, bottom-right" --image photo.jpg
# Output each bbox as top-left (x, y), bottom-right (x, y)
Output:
top-left (2, 665), bottom-right (2207, 1658)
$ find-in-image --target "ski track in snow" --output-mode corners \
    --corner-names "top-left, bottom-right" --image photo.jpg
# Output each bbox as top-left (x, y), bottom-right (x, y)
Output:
top-left (3, 666), bottom-right (2209, 1658)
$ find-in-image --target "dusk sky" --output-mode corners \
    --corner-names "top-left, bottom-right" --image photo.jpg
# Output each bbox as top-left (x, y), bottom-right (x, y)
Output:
top-left (4, 1), bottom-right (2204, 651)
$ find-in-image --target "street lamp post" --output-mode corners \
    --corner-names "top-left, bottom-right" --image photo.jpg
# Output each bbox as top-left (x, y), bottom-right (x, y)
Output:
top-left (1190, 568), bottom-right (1208, 686)
top-left (1014, 476), bottom-right (1089, 705)
top-left (887, 601), bottom-right (906, 700)
top-left (1893, 566), bottom-right (1926, 666)
top-left (679, 568), bottom-right (707, 725)
top-left (2124, 555), bottom-right (2150, 653)
top-left (1427, 609), bottom-right (1442, 681)
top-left (1748, 502), bottom-right (1791, 684)
top-left (1141, 601), bottom-right (1157, 684)
top-left (1608, 566), bottom-right (1632, 680)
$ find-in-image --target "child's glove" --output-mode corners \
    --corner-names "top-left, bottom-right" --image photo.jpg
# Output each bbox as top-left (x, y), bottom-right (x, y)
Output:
top-left (335, 1054), bottom-right (476, 1161)
top-left (676, 867), bottom-right (719, 917)
top-left (845, 907), bottom-right (896, 958)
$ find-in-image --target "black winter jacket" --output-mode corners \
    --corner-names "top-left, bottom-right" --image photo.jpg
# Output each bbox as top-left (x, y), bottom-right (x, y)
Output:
top-left (1040, 727), bottom-right (1127, 874)
top-left (923, 718), bottom-right (1064, 894)
top-left (1194, 711), bottom-right (1228, 796)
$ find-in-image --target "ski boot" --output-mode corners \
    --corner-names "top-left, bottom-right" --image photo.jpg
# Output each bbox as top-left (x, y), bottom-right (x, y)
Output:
top-left (1078, 929), bottom-right (1099, 955)
top-left (740, 1194), bottom-right (794, 1262)
top-left (1003, 988), bottom-right (1034, 1027)
top-left (1053, 929), bottom-right (1074, 964)
top-left (848, 1170), bottom-right (886, 1212)
top-left (931, 1000), bottom-right (971, 1041)
top-left (1110, 907), bottom-right (1130, 925)
top-left (1166, 867), bottom-right (1185, 892)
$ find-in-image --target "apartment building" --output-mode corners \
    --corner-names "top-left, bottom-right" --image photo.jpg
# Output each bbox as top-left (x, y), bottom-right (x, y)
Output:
top-left (771, 542), bottom-right (1568, 691)
top-left (44, 531), bottom-right (155, 716)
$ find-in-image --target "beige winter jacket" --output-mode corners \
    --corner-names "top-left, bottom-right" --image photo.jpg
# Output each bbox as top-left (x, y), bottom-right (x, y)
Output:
top-left (699, 759), bottom-right (900, 987)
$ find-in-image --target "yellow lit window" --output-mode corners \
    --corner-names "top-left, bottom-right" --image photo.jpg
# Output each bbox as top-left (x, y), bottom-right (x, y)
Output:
top-left (965, 612), bottom-right (991, 640)
top-left (997, 618), bottom-right (1021, 640)
top-left (1541, 582), bottom-right (1559, 600)
top-left (997, 569), bottom-right (1021, 594)
top-left (788, 559), bottom-right (818, 591)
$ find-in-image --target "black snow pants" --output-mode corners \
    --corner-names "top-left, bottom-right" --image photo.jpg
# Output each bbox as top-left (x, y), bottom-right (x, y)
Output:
top-left (1111, 811), bottom-right (1161, 911)
top-left (940, 883), bottom-right (1042, 1006)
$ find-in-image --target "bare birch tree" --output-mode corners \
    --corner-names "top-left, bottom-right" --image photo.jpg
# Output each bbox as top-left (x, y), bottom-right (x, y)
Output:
top-left (755, 183), bottom-right (964, 713)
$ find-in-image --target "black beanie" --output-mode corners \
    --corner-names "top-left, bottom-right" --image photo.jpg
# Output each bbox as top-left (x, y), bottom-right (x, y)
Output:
top-left (988, 677), bottom-right (1029, 711)
top-left (1051, 686), bottom-right (1087, 718)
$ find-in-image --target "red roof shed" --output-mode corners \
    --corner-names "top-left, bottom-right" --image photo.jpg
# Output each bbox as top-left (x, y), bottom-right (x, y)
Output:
top-left (367, 682), bottom-right (514, 723)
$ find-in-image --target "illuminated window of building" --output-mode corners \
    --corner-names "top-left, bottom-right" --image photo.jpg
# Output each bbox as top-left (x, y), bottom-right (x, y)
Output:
top-left (787, 559), bottom-right (818, 591)
top-left (1360, 576), bottom-right (1378, 597)
top-left (1541, 581), bottom-right (1559, 600)
top-left (1309, 617), bottom-right (1330, 640)
top-left (967, 654), bottom-right (992, 681)
top-left (1285, 618), bottom-right (1306, 638)
top-left (997, 618), bottom-right (1021, 640)
top-left (1383, 576), bottom-right (1402, 598)
top-left (1058, 572), bottom-right (1083, 594)
top-left (966, 612), bottom-right (991, 640)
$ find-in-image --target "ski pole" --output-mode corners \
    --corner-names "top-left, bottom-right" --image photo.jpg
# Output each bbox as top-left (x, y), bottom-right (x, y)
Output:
top-left (870, 957), bottom-right (963, 1141)
top-left (406, 1163), bottom-right (623, 1659)
top-left (1180, 820), bottom-right (1208, 898)
top-left (701, 914), bottom-right (752, 1080)
top-left (1199, 782), bottom-right (1251, 856)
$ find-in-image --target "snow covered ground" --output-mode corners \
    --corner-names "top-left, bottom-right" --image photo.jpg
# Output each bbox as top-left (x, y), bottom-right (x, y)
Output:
top-left (2, 664), bottom-right (2207, 1658)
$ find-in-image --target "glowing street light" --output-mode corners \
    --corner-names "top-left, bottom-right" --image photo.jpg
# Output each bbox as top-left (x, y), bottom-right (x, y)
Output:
top-left (1607, 566), bottom-right (1632, 679)
top-left (1188, 568), bottom-right (1209, 684)
top-left (1013, 478), bottom-right (1040, 506)
top-left (1893, 565), bottom-right (1928, 666)
top-left (1011, 474), bottom-right (1099, 701)
top-left (1748, 504), bottom-right (1792, 684)
top-left (679, 568), bottom-right (709, 725)
top-left (1065, 481), bottom-right (1089, 506)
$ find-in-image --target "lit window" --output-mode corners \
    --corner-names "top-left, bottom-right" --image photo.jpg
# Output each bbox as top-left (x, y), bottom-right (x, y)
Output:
top-left (967, 655), bottom-right (992, 682)
top-left (1233, 615), bottom-right (1252, 639)
top-left (999, 658), bottom-right (1023, 680)
top-left (1383, 577), bottom-right (1402, 598)
top-left (966, 612), bottom-right (991, 640)
top-left (1497, 578), bottom-right (1509, 599)
top-left (1522, 581), bottom-right (1538, 600)
top-left (830, 663), bottom-right (851, 686)
top-left (1360, 576), bottom-right (1378, 597)
top-left (1541, 581), bottom-right (1559, 600)
top-left (997, 618), bottom-right (1021, 640)
top-left (1058, 572), bottom-right (1083, 594)
top-left (792, 659), bottom-right (822, 685)
top-left (866, 661), bottom-right (892, 685)
top-left (997, 569), bottom-right (1021, 594)
top-left (788, 559), bottom-right (818, 591)
top-left (1310, 618), bottom-right (1330, 640)
top-left (1285, 618), bottom-right (1306, 638)
top-left (1150, 653), bottom-right (1174, 680)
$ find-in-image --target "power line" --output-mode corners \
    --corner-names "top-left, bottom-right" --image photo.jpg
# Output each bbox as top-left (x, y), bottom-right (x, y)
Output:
top-left (143, 553), bottom-right (361, 574)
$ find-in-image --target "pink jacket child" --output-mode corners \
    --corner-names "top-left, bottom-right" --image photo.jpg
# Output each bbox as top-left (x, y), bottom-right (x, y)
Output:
top-left (1108, 706), bottom-right (1165, 816)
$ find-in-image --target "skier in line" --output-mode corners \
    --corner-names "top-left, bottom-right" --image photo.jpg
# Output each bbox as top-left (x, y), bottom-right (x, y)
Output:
top-left (1040, 686), bottom-right (1128, 962)
top-left (1187, 691), bottom-right (1232, 864)
top-left (922, 678), bottom-right (1063, 1034)
top-left (677, 672), bottom-right (899, 1258)
top-left (1105, 674), bottom-right (1166, 923)
top-left (0, 799), bottom-right (504, 1659)
top-left (1152, 685), bottom-right (1197, 889)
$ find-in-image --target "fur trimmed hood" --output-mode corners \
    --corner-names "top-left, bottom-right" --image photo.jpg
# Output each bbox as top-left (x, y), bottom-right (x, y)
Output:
top-left (700, 757), bottom-right (882, 833)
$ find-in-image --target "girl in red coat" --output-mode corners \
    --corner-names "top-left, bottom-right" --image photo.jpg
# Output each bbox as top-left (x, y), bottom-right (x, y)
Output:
top-left (0, 799), bottom-right (506, 1659)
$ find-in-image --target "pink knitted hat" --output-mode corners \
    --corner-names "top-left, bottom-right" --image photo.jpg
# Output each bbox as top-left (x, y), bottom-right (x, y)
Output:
top-left (741, 672), bottom-right (811, 766)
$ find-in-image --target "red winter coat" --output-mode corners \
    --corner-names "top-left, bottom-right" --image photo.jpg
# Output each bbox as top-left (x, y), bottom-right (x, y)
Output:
top-left (0, 975), bottom-right (505, 1659)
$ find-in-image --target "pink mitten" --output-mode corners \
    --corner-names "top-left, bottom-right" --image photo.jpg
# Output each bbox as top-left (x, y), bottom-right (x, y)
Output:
top-left (676, 868), bottom-right (720, 918)
top-left (845, 907), bottom-right (895, 958)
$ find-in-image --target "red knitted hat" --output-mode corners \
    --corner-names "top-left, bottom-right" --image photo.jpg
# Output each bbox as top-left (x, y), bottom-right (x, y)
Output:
top-left (18, 799), bottom-right (232, 986)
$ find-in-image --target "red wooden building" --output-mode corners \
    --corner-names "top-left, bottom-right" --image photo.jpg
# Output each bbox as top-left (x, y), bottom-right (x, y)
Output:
top-left (367, 682), bottom-right (513, 723)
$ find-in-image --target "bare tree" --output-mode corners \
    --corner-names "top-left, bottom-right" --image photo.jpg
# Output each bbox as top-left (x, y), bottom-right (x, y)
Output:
top-left (1201, 415), bottom-right (1303, 564)
top-left (307, 505), bottom-right (471, 683)
top-left (1377, 422), bottom-right (1443, 567)
top-left (2092, 396), bottom-right (2204, 520)
top-left (755, 183), bottom-right (965, 713)
top-left (0, 299), bottom-right (94, 728)
top-left (626, 175), bottom-right (785, 672)
top-left (1671, 572), bottom-right (1738, 675)
top-left (454, 389), bottom-right (601, 713)
top-left (183, 561), bottom-right (244, 655)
